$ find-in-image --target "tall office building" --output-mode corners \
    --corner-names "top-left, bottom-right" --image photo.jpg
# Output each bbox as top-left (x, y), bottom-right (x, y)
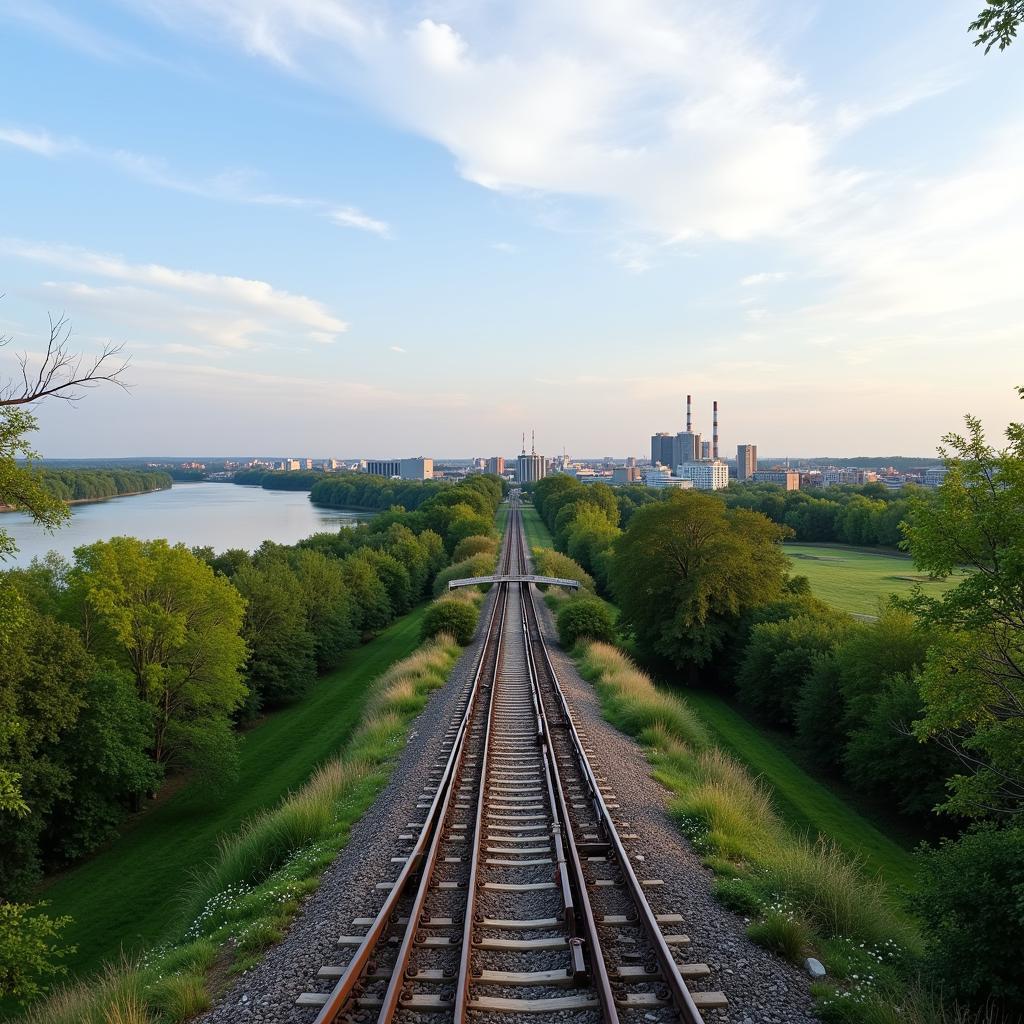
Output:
top-left (650, 432), bottom-right (674, 466)
top-left (676, 460), bottom-right (730, 491)
top-left (736, 444), bottom-right (758, 481)
top-left (516, 432), bottom-right (546, 483)
top-left (486, 456), bottom-right (506, 476)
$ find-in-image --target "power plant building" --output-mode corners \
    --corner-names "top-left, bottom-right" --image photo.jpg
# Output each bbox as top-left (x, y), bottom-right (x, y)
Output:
top-left (516, 452), bottom-right (546, 484)
top-left (673, 431), bottom-right (702, 467)
top-left (736, 444), bottom-right (758, 481)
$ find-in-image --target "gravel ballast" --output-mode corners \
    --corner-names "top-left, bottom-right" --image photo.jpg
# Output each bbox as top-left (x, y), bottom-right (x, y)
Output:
top-left (198, 584), bottom-right (820, 1024)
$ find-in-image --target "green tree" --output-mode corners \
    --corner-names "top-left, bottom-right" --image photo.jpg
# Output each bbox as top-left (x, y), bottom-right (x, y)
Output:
top-left (0, 901), bottom-right (73, 1003)
top-left (610, 491), bottom-right (789, 673)
top-left (970, 0), bottom-right (1024, 52)
top-left (902, 391), bottom-right (1024, 817)
top-left (421, 597), bottom-right (478, 645)
top-left (233, 560), bottom-right (315, 711)
top-left (67, 538), bottom-right (247, 780)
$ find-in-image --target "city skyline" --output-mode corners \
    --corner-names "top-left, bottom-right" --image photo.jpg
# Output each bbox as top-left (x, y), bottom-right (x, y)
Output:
top-left (2, 1), bottom-right (1024, 458)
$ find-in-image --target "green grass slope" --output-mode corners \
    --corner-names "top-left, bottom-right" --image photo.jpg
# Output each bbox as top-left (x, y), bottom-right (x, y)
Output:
top-left (519, 503), bottom-right (554, 551)
top-left (785, 542), bottom-right (961, 616)
top-left (684, 691), bottom-right (917, 892)
top-left (41, 605), bottom-right (428, 977)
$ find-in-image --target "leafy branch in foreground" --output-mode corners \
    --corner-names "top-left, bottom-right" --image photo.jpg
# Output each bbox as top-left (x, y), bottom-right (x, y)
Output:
top-left (970, 0), bottom-right (1024, 52)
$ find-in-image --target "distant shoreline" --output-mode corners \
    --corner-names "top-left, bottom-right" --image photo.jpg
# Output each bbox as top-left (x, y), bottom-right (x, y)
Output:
top-left (0, 485), bottom-right (171, 514)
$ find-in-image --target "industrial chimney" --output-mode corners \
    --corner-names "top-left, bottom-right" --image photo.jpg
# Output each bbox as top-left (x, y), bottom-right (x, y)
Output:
top-left (713, 401), bottom-right (719, 460)
top-left (686, 394), bottom-right (692, 433)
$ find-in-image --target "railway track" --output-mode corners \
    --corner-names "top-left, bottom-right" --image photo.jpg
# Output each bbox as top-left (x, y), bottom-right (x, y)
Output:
top-left (297, 496), bottom-right (726, 1023)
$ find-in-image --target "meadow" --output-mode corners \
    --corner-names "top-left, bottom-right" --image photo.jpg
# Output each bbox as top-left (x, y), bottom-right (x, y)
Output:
top-left (784, 542), bottom-right (961, 616)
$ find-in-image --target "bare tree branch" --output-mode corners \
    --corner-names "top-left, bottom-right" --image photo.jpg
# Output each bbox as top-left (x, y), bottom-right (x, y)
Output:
top-left (0, 311), bottom-right (130, 406)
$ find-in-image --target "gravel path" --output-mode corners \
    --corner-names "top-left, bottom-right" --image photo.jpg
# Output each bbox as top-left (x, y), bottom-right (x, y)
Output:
top-left (198, 582), bottom-right (819, 1024)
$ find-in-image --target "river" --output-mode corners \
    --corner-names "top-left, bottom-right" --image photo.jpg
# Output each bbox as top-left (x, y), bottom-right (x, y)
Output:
top-left (0, 482), bottom-right (374, 566)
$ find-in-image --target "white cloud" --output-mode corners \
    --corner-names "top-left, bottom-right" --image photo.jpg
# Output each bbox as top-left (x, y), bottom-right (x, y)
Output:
top-left (741, 271), bottom-right (791, 286)
top-left (0, 123), bottom-right (391, 237)
top-left (491, 241), bottom-right (519, 254)
top-left (8, 239), bottom-right (348, 343)
top-left (389, 344), bottom-right (406, 353)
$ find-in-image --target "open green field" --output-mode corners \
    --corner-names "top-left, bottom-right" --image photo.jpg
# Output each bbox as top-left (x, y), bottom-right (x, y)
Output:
top-left (683, 690), bottom-right (918, 893)
top-left (785, 542), bottom-right (961, 616)
top-left (41, 605), bottom-right (428, 978)
top-left (519, 503), bottom-right (554, 551)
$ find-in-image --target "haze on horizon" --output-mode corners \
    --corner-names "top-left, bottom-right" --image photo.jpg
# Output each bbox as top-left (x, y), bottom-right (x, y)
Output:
top-left (1, 1), bottom-right (1022, 460)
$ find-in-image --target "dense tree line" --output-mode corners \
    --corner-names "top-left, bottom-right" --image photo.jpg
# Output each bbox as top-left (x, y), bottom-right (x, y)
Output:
top-left (0, 474), bottom-right (502, 913)
top-left (310, 473), bottom-right (451, 511)
top-left (234, 469), bottom-right (324, 490)
top-left (532, 403), bottom-right (1024, 1017)
top-left (3, 468), bottom-right (171, 507)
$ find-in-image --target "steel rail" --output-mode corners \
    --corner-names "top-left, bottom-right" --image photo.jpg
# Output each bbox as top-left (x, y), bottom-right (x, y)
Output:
top-left (521, 575), bottom-right (707, 1024)
top-left (310, 504), bottom-right (516, 1024)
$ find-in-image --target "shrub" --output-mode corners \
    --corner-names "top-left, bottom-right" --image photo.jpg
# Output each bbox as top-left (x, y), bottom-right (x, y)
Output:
top-left (421, 598), bottom-right (478, 645)
top-left (147, 973), bottom-right (209, 1022)
top-left (713, 876), bottom-right (763, 915)
top-left (913, 825), bottom-right (1024, 1012)
top-left (432, 553), bottom-right (496, 596)
top-left (451, 534), bottom-right (499, 563)
top-left (557, 596), bottom-right (615, 648)
top-left (0, 901), bottom-right (73, 1002)
top-left (532, 548), bottom-right (595, 591)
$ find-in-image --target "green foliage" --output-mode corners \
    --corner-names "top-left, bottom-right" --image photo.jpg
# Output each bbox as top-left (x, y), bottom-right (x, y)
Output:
top-left (531, 548), bottom-right (595, 591)
top-left (432, 552), bottom-right (496, 596)
top-left (0, 408), bottom-right (69, 560)
top-left (421, 597), bottom-right (478, 645)
top-left (451, 534), bottom-right (499, 563)
top-left (67, 538), bottom-right (248, 779)
top-left (901, 394), bottom-right (1024, 818)
top-left (556, 595), bottom-right (615, 648)
top-left (33, 469), bottom-right (171, 504)
top-left (609, 490), bottom-right (790, 671)
top-left (0, 901), bottom-right (73, 1003)
top-left (736, 608), bottom-right (853, 726)
top-left (970, 0), bottom-right (1024, 52)
top-left (913, 825), bottom-right (1024, 1012)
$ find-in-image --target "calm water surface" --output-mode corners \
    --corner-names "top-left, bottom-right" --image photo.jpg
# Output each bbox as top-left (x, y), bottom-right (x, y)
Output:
top-left (1, 483), bottom-right (372, 566)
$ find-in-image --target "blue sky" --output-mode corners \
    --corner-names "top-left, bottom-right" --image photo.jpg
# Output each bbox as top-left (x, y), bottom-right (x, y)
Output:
top-left (1, 0), bottom-right (1022, 458)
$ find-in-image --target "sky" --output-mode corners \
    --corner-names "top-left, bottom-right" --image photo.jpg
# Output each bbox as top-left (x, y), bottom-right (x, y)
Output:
top-left (1, 0), bottom-right (1023, 459)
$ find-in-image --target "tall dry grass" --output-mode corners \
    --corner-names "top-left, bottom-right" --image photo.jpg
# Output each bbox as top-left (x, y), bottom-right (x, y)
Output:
top-left (575, 639), bottom-right (916, 956)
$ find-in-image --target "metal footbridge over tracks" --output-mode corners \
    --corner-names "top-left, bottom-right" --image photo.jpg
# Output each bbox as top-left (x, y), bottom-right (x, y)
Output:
top-left (447, 574), bottom-right (581, 591)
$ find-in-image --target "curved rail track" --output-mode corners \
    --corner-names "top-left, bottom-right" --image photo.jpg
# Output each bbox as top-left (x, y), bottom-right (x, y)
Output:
top-left (298, 495), bottom-right (726, 1023)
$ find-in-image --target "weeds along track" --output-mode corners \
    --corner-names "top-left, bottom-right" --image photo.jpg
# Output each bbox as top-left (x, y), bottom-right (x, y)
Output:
top-left (297, 497), bottom-right (726, 1024)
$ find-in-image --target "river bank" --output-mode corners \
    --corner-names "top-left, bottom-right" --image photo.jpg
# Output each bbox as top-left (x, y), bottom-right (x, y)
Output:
top-left (0, 485), bottom-right (171, 513)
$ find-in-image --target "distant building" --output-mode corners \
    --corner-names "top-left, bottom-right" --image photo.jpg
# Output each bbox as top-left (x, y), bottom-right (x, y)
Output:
top-left (282, 458), bottom-right (301, 471)
top-left (611, 466), bottom-right (641, 484)
top-left (676, 460), bottom-right (729, 491)
top-left (820, 468), bottom-right (878, 486)
top-left (700, 440), bottom-right (712, 460)
top-left (650, 432), bottom-right (675, 467)
top-left (752, 469), bottom-right (800, 491)
top-left (673, 431), bottom-right (701, 468)
top-left (516, 451), bottom-right (546, 484)
top-left (486, 456), bottom-right (506, 476)
top-left (924, 467), bottom-right (948, 488)
top-left (302, 458), bottom-right (314, 470)
top-left (736, 444), bottom-right (758, 481)
top-left (365, 457), bottom-right (433, 480)
top-left (643, 468), bottom-right (693, 490)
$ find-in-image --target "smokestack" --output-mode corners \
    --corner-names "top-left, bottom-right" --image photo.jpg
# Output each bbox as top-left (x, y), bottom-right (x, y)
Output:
top-left (686, 394), bottom-right (692, 433)
top-left (713, 401), bottom-right (719, 460)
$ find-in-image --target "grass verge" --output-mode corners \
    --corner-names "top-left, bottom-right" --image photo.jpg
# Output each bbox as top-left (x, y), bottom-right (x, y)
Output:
top-left (575, 641), bottom-right (923, 1015)
top-left (519, 503), bottom-right (554, 551)
top-left (20, 597), bottom-right (481, 1024)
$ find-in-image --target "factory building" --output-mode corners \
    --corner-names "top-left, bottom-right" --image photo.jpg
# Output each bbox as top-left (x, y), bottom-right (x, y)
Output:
top-left (752, 469), bottom-right (800, 491)
top-left (365, 457), bottom-right (433, 480)
top-left (515, 432), bottom-right (546, 483)
top-left (673, 431), bottom-right (702, 467)
top-left (486, 456), bottom-right (506, 476)
top-left (736, 444), bottom-right (758, 481)
top-left (700, 440), bottom-right (712, 460)
top-left (676, 460), bottom-right (730, 491)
